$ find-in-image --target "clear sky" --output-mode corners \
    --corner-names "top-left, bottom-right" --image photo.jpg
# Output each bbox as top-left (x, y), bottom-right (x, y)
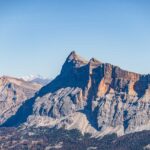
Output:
top-left (0, 0), bottom-right (150, 78)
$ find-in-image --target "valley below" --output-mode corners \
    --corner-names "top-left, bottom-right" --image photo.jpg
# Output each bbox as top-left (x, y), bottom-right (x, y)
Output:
top-left (0, 127), bottom-right (150, 150)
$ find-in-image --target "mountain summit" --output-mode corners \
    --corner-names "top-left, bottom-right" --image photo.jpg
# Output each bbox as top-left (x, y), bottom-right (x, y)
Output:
top-left (1, 52), bottom-right (150, 136)
top-left (66, 51), bottom-right (88, 63)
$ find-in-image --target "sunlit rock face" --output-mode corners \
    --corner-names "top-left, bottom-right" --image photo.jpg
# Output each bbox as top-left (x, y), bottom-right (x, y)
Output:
top-left (2, 52), bottom-right (150, 136)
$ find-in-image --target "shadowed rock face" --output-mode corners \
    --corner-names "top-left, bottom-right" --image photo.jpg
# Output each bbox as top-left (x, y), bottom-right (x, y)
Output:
top-left (2, 52), bottom-right (150, 136)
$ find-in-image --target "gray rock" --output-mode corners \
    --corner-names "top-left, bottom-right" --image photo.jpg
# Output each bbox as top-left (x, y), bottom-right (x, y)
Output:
top-left (2, 52), bottom-right (150, 136)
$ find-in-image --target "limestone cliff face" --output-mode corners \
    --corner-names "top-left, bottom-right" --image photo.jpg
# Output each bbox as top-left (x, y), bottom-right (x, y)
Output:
top-left (2, 52), bottom-right (150, 136)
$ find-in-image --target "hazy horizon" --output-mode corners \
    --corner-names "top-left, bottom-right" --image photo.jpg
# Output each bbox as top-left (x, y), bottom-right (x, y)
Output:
top-left (0, 0), bottom-right (150, 78)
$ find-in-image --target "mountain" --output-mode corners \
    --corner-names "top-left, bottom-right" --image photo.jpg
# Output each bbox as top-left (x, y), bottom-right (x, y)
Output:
top-left (21, 75), bottom-right (51, 86)
top-left (1, 51), bottom-right (150, 137)
top-left (0, 76), bottom-right (42, 125)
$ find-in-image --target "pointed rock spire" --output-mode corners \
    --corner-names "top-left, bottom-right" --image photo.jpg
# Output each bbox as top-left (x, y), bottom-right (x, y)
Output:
top-left (66, 51), bottom-right (88, 64)
top-left (89, 58), bottom-right (102, 65)
top-left (67, 51), bottom-right (77, 61)
top-left (60, 51), bottom-right (88, 75)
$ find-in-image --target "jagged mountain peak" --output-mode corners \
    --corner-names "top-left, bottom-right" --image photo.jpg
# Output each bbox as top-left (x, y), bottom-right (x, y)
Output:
top-left (1, 52), bottom-right (150, 138)
top-left (61, 52), bottom-right (141, 82)
top-left (89, 58), bottom-right (102, 68)
top-left (67, 51), bottom-right (77, 60)
top-left (89, 57), bottom-right (101, 63)
top-left (60, 51), bottom-right (88, 75)
top-left (65, 51), bottom-right (88, 66)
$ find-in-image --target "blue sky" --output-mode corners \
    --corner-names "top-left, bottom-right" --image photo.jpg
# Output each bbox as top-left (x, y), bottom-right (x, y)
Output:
top-left (0, 0), bottom-right (150, 78)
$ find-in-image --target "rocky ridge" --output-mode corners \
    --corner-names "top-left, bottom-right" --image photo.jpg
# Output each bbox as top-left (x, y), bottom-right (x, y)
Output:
top-left (0, 76), bottom-right (42, 125)
top-left (1, 51), bottom-right (150, 136)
